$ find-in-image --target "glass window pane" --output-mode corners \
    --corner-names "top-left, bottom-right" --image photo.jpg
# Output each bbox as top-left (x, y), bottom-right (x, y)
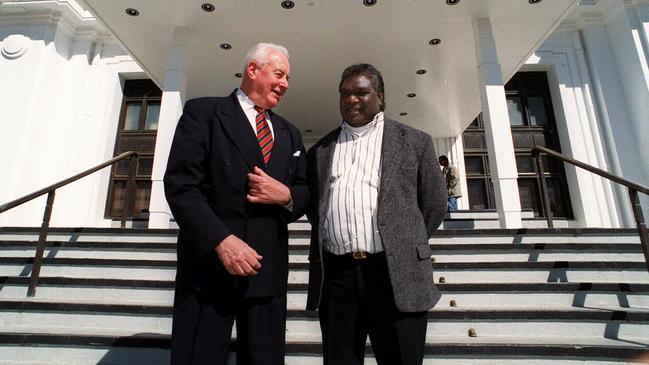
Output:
top-left (465, 156), bottom-right (484, 174)
top-left (528, 96), bottom-right (548, 126)
top-left (110, 181), bottom-right (127, 216)
top-left (124, 103), bottom-right (141, 130)
top-left (518, 178), bottom-right (540, 216)
top-left (541, 156), bottom-right (561, 173)
top-left (516, 156), bottom-right (535, 173)
top-left (507, 96), bottom-right (525, 126)
top-left (463, 134), bottom-right (485, 149)
top-left (468, 179), bottom-right (488, 210)
top-left (115, 160), bottom-right (130, 176)
top-left (137, 158), bottom-right (153, 176)
top-left (467, 117), bottom-right (480, 129)
top-left (513, 133), bottom-right (534, 148)
top-left (134, 181), bottom-right (152, 217)
top-left (145, 102), bottom-right (160, 130)
top-left (547, 178), bottom-right (569, 218)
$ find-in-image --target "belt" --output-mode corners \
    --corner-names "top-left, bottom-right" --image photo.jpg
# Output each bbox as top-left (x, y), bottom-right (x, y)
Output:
top-left (352, 251), bottom-right (367, 260)
top-left (324, 250), bottom-right (383, 260)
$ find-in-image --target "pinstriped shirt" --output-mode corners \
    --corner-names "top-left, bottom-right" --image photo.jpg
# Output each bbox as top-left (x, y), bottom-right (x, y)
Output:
top-left (323, 112), bottom-right (385, 255)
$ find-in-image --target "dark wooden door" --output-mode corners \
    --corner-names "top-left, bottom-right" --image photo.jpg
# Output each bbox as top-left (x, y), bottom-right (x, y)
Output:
top-left (106, 79), bottom-right (161, 219)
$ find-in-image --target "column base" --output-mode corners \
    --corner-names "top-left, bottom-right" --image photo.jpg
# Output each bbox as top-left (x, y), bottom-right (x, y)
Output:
top-left (148, 211), bottom-right (171, 229)
top-left (497, 210), bottom-right (523, 229)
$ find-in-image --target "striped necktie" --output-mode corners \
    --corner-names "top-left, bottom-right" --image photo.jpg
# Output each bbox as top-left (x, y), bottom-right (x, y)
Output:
top-left (254, 106), bottom-right (273, 165)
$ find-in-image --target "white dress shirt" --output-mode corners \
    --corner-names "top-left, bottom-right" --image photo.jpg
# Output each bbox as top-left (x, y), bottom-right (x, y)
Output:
top-left (323, 112), bottom-right (385, 255)
top-left (236, 88), bottom-right (274, 140)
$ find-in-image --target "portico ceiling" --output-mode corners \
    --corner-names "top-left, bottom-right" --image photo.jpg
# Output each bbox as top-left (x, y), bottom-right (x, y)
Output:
top-left (80, 0), bottom-right (578, 140)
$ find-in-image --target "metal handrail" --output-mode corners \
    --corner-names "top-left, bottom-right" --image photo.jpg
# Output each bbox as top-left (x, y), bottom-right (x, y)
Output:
top-left (531, 145), bottom-right (649, 273)
top-left (0, 151), bottom-right (139, 296)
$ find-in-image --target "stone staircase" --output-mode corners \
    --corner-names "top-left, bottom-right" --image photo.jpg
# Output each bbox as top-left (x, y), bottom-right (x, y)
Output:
top-left (0, 222), bottom-right (648, 364)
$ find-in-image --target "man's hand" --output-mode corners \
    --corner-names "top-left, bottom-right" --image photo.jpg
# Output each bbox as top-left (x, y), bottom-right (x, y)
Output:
top-left (247, 166), bottom-right (291, 205)
top-left (214, 234), bottom-right (263, 276)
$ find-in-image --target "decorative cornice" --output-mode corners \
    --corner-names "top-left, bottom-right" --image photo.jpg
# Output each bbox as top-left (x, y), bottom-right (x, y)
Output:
top-left (561, 0), bottom-right (629, 30)
top-left (1, 34), bottom-right (30, 59)
top-left (623, 0), bottom-right (649, 8)
top-left (0, 0), bottom-right (94, 20)
top-left (0, 7), bottom-right (111, 42)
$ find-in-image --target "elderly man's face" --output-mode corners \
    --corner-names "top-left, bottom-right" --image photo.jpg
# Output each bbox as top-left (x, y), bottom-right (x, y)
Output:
top-left (339, 74), bottom-right (383, 127)
top-left (249, 51), bottom-right (290, 109)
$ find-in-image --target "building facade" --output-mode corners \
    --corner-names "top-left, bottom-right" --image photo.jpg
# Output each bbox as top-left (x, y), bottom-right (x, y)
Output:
top-left (1, 0), bottom-right (648, 229)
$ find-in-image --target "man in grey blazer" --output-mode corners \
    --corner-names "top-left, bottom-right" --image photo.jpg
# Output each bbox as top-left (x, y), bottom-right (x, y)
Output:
top-left (306, 63), bottom-right (447, 365)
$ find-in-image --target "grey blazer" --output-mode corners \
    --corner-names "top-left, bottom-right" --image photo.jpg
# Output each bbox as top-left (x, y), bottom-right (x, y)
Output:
top-left (306, 118), bottom-right (447, 312)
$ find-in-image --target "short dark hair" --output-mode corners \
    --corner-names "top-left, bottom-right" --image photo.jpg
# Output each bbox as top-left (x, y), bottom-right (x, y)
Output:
top-left (339, 63), bottom-right (385, 111)
top-left (438, 155), bottom-right (449, 163)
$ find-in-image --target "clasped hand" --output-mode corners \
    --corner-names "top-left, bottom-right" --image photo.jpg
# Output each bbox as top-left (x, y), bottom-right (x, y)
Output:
top-left (246, 166), bottom-right (291, 205)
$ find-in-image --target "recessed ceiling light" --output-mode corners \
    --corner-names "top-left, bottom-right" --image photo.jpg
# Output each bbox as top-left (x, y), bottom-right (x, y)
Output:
top-left (125, 8), bottom-right (139, 16)
top-left (446, 0), bottom-right (460, 5)
top-left (220, 43), bottom-right (232, 50)
top-left (399, 112), bottom-right (408, 116)
top-left (407, 93), bottom-right (416, 98)
top-left (281, 0), bottom-right (295, 9)
top-left (363, 0), bottom-right (377, 6)
top-left (529, 0), bottom-right (542, 3)
top-left (429, 39), bottom-right (441, 46)
top-left (416, 69), bottom-right (427, 75)
top-left (234, 73), bottom-right (242, 78)
top-left (201, 3), bottom-right (215, 12)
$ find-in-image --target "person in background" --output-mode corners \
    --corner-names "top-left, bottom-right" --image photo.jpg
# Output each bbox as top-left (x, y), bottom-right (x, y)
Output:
top-left (438, 155), bottom-right (462, 212)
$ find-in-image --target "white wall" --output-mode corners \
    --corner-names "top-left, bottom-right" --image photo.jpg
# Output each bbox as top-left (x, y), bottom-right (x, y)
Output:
top-left (0, 14), bottom-right (144, 227)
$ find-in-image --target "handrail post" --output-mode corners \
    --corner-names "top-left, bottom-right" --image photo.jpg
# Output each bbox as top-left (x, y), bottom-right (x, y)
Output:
top-left (535, 152), bottom-right (554, 228)
top-left (121, 154), bottom-right (139, 228)
top-left (27, 190), bottom-right (55, 297)
top-left (628, 189), bottom-right (649, 273)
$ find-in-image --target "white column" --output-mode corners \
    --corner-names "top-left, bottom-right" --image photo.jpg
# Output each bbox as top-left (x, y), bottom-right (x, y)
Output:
top-left (473, 18), bottom-right (522, 228)
top-left (148, 27), bottom-right (188, 228)
top-left (625, 2), bottom-right (649, 218)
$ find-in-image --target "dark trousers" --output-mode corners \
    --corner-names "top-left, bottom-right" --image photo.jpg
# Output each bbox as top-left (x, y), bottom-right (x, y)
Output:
top-left (319, 251), bottom-right (428, 365)
top-left (170, 291), bottom-right (286, 365)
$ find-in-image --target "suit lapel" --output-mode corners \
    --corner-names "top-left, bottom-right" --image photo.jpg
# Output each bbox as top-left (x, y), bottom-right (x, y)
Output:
top-left (218, 91), bottom-right (265, 169)
top-left (378, 119), bottom-right (405, 205)
top-left (266, 113), bottom-right (290, 179)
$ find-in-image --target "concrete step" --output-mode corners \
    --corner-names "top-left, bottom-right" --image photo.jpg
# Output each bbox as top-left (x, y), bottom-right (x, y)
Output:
top-left (2, 242), bottom-right (646, 261)
top-left (2, 261), bottom-right (648, 284)
top-left (0, 227), bottom-right (640, 244)
top-left (1, 300), bottom-right (648, 341)
top-left (1, 334), bottom-right (648, 365)
top-left (0, 288), bottom-right (648, 311)
top-left (442, 219), bottom-right (577, 229)
top-left (1, 279), bottom-right (648, 310)
top-left (2, 278), bottom-right (649, 308)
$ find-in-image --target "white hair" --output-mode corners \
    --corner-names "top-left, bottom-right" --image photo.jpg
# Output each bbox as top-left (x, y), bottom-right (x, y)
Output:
top-left (242, 43), bottom-right (289, 72)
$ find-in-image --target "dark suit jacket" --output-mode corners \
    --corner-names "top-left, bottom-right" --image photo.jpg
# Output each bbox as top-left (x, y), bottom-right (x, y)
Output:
top-left (164, 91), bottom-right (308, 301)
top-left (306, 118), bottom-right (447, 312)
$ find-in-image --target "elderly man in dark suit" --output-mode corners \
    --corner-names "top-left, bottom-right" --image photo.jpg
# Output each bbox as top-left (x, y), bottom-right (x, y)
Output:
top-left (306, 63), bottom-right (447, 365)
top-left (164, 43), bottom-right (308, 365)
